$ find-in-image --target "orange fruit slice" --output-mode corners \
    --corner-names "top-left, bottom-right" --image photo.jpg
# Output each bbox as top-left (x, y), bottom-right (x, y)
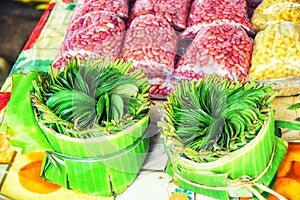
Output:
top-left (18, 161), bottom-right (61, 194)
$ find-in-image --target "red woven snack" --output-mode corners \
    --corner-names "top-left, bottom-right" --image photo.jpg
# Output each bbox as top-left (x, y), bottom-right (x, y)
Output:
top-left (120, 14), bottom-right (178, 76)
top-left (74, 0), bottom-right (129, 19)
top-left (53, 11), bottom-right (126, 68)
top-left (175, 23), bottom-right (253, 82)
top-left (180, 0), bottom-right (254, 39)
top-left (128, 0), bottom-right (191, 30)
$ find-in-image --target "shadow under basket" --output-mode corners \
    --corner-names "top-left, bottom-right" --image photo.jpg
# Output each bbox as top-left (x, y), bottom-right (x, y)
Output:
top-left (163, 111), bottom-right (288, 199)
top-left (39, 115), bottom-right (150, 197)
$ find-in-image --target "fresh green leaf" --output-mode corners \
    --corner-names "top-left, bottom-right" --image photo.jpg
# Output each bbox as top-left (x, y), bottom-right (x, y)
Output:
top-left (287, 102), bottom-right (300, 110)
top-left (275, 120), bottom-right (300, 130)
top-left (6, 72), bottom-right (53, 153)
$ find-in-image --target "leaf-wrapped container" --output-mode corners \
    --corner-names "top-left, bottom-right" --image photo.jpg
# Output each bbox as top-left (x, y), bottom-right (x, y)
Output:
top-left (161, 77), bottom-right (288, 199)
top-left (40, 123), bottom-right (149, 196)
top-left (31, 58), bottom-right (151, 196)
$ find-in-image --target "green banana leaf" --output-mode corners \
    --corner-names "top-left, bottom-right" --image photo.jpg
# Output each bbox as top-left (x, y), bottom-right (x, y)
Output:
top-left (38, 113), bottom-right (150, 157)
top-left (166, 136), bottom-right (287, 200)
top-left (5, 72), bottom-right (53, 153)
top-left (164, 111), bottom-right (288, 199)
top-left (166, 165), bottom-right (231, 199)
top-left (41, 132), bottom-right (149, 196)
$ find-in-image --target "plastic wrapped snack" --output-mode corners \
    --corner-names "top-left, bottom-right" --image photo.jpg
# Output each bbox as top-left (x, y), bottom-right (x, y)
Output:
top-left (175, 23), bottom-right (253, 82)
top-left (180, 0), bottom-right (254, 40)
top-left (251, 0), bottom-right (300, 32)
top-left (120, 14), bottom-right (178, 76)
top-left (249, 23), bottom-right (300, 96)
top-left (74, 0), bottom-right (129, 19)
top-left (127, 0), bottom-right (191, 30)
top-left (53, 11), bottom-right (126, 68)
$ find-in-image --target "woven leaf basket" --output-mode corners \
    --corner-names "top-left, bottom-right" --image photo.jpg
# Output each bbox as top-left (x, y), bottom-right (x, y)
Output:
top-left (161, 78), bottom-right (288, 199)
top-left (30, 58), bottom-right (151, 196)
top-left (41, 116), bottom-right (149, 196)
top-left (163, 111), bottom-right (287, 199)
top-left (39, 115), bottom-right (150, 196)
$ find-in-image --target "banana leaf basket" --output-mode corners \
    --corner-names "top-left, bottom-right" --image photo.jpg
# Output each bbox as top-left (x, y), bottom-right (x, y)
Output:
top-left (39, 114), bottom-right (150, 196)
top-left (161, 77), bottom-right (288, 200)
top-left (28, 58), bottom-right (152, 196)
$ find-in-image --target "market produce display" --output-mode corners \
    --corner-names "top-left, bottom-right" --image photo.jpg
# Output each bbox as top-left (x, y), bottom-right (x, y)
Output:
top-left (162, 76), bottom-right (287, 199)
top-left (2, 0), bottom-right (300, 199)
top-left (251, 0), bottom-right (300, 32)
top-left (47, 0), bottom-right (300, 99)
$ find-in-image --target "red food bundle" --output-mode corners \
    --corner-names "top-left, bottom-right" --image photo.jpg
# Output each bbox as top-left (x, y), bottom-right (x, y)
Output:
top-left (120, 14), bottom-right (178, 77)
top-left (180, 0), bottom-right (254, 40)
top-left (175, 23), bottom-right (253, 82)
top-left (53, 11), bottom-right (126, 68)
top-left (128, 0), bottom-right (191, 30)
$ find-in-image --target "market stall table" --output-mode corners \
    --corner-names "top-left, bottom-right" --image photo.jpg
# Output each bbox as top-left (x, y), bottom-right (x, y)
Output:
top-left (1, 0), bottom-right (300, 199)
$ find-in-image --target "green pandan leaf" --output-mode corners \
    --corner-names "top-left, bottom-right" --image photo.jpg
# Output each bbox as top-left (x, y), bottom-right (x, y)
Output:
top-left (287, 102), bottom-right (300, 110)
top-left (112, 84), bottom-right (139, 98)
top-left (5, 72), bottom-right (53, 153)
top-left (275, 120), bottom-right (300, 130)
top-left (12, 59), bottom-right (53, 74)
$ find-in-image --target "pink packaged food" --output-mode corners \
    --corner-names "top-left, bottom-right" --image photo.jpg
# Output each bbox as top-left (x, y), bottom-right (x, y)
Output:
top-left (74, 0), bottom-right (129, 19)
top-left (53, 11), bottom-right (126, 69)
top-left (175, 23), bottom-right (253, 82)
top-left (120, 14), bottom-right (178, 76)
top-left (127, 0), bottom-right (191, 30)
top-left (180, 0), bottom-right (254, 40)
top-left (148, 76), bottom-right (177, 99)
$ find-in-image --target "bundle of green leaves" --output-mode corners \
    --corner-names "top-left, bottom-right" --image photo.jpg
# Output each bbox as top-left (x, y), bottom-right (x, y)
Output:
top-left (32, 58), bottom-right (150, 138)
top-left (162, 76), bottom-right (277, 162)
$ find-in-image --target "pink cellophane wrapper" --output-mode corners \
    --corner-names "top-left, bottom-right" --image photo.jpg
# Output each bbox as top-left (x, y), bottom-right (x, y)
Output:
top-left (175, 23), bottom-right (253, 82)
top-left (127, 0), bottom-right (191, 30)
top-left (180, 0), bottom-right (254, 40)
top-left (53, 11), bottom-right (126, 69)
top-left (120, 14), bottom-right (178, 77)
